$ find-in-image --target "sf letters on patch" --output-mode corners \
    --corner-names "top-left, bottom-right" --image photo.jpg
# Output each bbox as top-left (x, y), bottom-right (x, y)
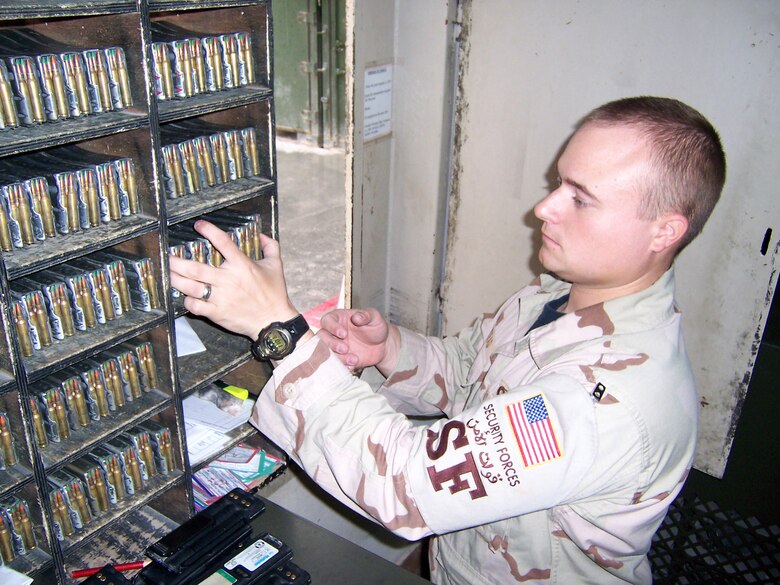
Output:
top-left (425, 420), bottom-right (488, 500)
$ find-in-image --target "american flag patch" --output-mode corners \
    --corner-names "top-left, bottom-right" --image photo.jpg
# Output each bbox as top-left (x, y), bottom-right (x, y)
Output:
top-left (507, 394), bottom-right (562, 467)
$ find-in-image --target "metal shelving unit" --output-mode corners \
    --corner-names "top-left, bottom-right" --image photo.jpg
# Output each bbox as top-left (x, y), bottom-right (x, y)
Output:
top-left (0, 2), bottom-right (280, 582)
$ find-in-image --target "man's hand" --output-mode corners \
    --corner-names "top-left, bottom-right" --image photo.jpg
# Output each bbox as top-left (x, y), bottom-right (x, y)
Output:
top-left (318, 308), bottom-right (400, 374)
top-left (169, 220), bottom-right (300, 340)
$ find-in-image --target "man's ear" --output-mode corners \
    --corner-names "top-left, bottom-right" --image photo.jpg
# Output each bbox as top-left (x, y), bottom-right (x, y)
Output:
top-left (650, 213), bottom-right (689, 252)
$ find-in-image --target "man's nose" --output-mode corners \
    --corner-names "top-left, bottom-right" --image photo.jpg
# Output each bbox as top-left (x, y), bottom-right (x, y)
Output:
top-left (534, 188), bottom-right (563, 222)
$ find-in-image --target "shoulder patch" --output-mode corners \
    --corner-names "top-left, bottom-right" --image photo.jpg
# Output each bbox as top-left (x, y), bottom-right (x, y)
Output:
top-left (506, 393), bottom-right (562, 468)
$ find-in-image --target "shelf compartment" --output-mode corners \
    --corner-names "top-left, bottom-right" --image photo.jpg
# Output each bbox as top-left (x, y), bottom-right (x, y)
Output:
top-left (166, 175), bottom-right (274, 226)
top-left (23, 311), bottom-right (167, 384)
top-left (3, 128), bottom-right (161, 279)
top-left (175, 315), bottom-right (253, 394)
top-left (57, 469), bottom-right (183, 555)
top-left (158, 86), bottom-right (272, 123)
top-left (39, 389), bottom-right (171, 471)
top-left (61, 498), bottom-right (180, 584)
top-left (0, 1), bottom-right (135, 21)
top-left (0, 12), bottom-right (150, 156)
top-left (5, 216), bottom-right (158, 281)
top-left (150, 3), bottom-right (271, 101)
top-left (2, 481), bottom-right (54, 578)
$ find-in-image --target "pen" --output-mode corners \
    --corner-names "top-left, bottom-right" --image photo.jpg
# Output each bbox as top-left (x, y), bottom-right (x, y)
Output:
top-left (71, 560), bottom-right (147, 579)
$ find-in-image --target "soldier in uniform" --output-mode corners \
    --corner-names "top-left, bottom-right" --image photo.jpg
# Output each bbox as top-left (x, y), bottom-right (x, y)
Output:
top-left (170, 96), bottom-right (726, 584)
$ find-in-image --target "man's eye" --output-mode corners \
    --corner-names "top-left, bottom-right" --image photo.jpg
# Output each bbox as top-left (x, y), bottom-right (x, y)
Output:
top-left (573, 196), bottom-right (589, 208)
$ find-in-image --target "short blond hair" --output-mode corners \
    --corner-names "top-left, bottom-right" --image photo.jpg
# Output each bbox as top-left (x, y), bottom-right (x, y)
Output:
top-left (582, 97), bottom-right (726, 251)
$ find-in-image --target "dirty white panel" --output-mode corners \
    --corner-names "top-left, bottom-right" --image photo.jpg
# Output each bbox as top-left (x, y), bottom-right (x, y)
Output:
top-left (443, 0), bottom-right (780, 476)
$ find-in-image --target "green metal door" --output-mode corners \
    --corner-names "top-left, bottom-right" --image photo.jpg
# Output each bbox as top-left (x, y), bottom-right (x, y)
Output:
top-left (272, 0), bottom-right (346, 147)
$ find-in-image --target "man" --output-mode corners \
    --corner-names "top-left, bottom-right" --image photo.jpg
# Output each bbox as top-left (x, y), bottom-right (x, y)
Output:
top-left (170, 96), bottom-right (726, 584)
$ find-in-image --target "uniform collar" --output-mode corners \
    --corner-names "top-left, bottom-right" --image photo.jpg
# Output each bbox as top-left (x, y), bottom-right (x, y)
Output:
top-left (523, 267), bottom-right (678, 369)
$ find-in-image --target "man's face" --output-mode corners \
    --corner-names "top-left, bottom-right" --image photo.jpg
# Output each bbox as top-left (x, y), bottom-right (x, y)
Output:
top-left (534, 123), bottom-right (661, 290)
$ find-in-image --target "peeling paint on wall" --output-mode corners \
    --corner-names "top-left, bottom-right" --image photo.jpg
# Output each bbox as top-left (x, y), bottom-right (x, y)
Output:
top-left (440, 0), bottom-right (473, 334)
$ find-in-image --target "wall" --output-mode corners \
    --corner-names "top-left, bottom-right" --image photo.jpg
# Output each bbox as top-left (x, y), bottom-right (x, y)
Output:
top-left (348, 0), bottom-right (458, 334)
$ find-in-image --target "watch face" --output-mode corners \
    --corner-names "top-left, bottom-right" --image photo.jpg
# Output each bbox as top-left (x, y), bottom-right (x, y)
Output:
top-left (263, 328), bottom-right (292, 357)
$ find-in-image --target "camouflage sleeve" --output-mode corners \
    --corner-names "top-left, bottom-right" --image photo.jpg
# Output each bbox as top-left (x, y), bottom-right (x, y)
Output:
top-left (251, 336), bottom-right (634, 540)
top-left (376, 318), bottom-right (486, 418)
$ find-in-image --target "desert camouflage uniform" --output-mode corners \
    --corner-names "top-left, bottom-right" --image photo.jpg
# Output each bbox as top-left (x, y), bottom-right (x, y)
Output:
top-left (251, 268), bottom-right (697, 584)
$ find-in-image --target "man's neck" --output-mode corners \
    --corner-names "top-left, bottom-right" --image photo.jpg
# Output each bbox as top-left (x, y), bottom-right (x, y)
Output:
top-left (563, 267), bottom-right (669, 313)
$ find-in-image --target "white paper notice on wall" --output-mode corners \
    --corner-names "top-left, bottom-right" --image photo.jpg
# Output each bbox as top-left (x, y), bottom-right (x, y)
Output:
top-left (364, 64), bottom-right (393, 141)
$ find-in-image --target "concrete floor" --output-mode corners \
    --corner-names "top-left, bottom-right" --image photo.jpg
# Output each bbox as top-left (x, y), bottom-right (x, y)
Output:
top-left (275, 139), bottom-right (346, 314)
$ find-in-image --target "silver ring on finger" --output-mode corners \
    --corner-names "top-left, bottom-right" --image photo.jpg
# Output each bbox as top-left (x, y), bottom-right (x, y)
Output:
top-left (200, 283), bottom-right (212, 301)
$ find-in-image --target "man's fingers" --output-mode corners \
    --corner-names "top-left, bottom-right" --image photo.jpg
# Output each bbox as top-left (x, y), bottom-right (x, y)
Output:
top-left (194, 220), bottom-right (246, 264)
top-left (259, 233), bottom-right (282, 262)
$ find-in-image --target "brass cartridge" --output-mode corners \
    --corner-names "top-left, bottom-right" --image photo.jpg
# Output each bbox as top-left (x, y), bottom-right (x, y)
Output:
top-left (139, 433), bottom-right (156, 478)
top-left (85, 369), bottom-right (108, 418)
top-left (226, 130), bottom-right (244, 179)
top-left (8, 185), bottom-right (35, 245)
top-left (0, 514), bottom-right (14, 562)
top-left (237, 33), bottom-right (255, 84)
top-left (189, 39), bottom-right (206, 94)
top-left (51, 390), bottom-right (70, 440)
top-left (76, 170), bottom-right (100, 227)
top-left (106, 48), bottom-right (132, 108)
top-left (94, 269), bottom-right (115, 322)
top-left (54, 492), bottom-right (73, 536)
top-left (140, 259), bottom-right (160, 309)
top-left (203, 37), bottom-right (223, 91)
top-left (163, 146), bottom-right (185, 198)
top-left (136, 342), bottom-right (159, 390)
top-left (212, 134), bottom-right (229, 183)
top-left (193, 137), bottom-right (216, 187)
top-left (125, 448), bottom-right (142, 491)
top-left (103, 359), bottom-right (125, 408)
top-left (13, 302), bottom-right (34, 357)
top-left (0, 64), bottom-right (18, 127)
top-left (0, 415), bottom-right (17, 467)
top-left (53, 283), bottom-right (75, 337)
top-left (61, 53), bottom-right (91, 116)
top-left (49, 57), bottom-right (70, 119)
top-left (74, 275), bottom-right (96, 329)
top-left (84, 50), bottom-right (113, 111)
top-left (161, 430), bottom-right (174, 472)
top-left (29, 178), bottom-right (56, 238)
top-left (181, 141), bottom-right (201, 193)
top-left (97, 164), bottom-right (121, 221)
top-left (27, 291), bottom-right (52, 347)
top-left (116, 159), bottom-right (139, 214)
top-left (108, 261), bottom-right (132, 313)
top-left (17, 503), bottom-right (35, 549)
top-left (119, 352), bottom-right (142, 400)
top-left (30, 398), bottom-right (48, 448)
top-left (0, 200), bottom-right (13, 251)
top-left (242, 128), bottom-right (261, 176)
top-left (107, 457), bottom-right (125, 501)
top-left (72, 482), bottom-right (91, 526)
top-left (92, 468), bottom-right (109, 512)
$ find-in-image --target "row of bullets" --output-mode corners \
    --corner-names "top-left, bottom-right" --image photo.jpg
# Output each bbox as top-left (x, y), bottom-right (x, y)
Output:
top-left (49, 423), bottom-right (175, 539)
top-left (11, 253), bottom-right (160, 358)
top-left (151, 32), bottom-right (255, 101)
top-left (161, 126), bottom-right (262, 199)
top-left (30, 342), bottom-right (160, 446)
top-left (0, 156), bottom-right (141, 253)
top-left (0, 412), bottom-right (18, 470)
top-left (0, 46), bottom-right (132, 129)
top-left (0, 497), bottom-right (36, 563)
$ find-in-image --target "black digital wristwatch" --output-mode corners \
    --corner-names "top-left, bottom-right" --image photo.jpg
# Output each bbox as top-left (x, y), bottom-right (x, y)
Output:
top-left (250, 314), bottom-right (309, 361)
